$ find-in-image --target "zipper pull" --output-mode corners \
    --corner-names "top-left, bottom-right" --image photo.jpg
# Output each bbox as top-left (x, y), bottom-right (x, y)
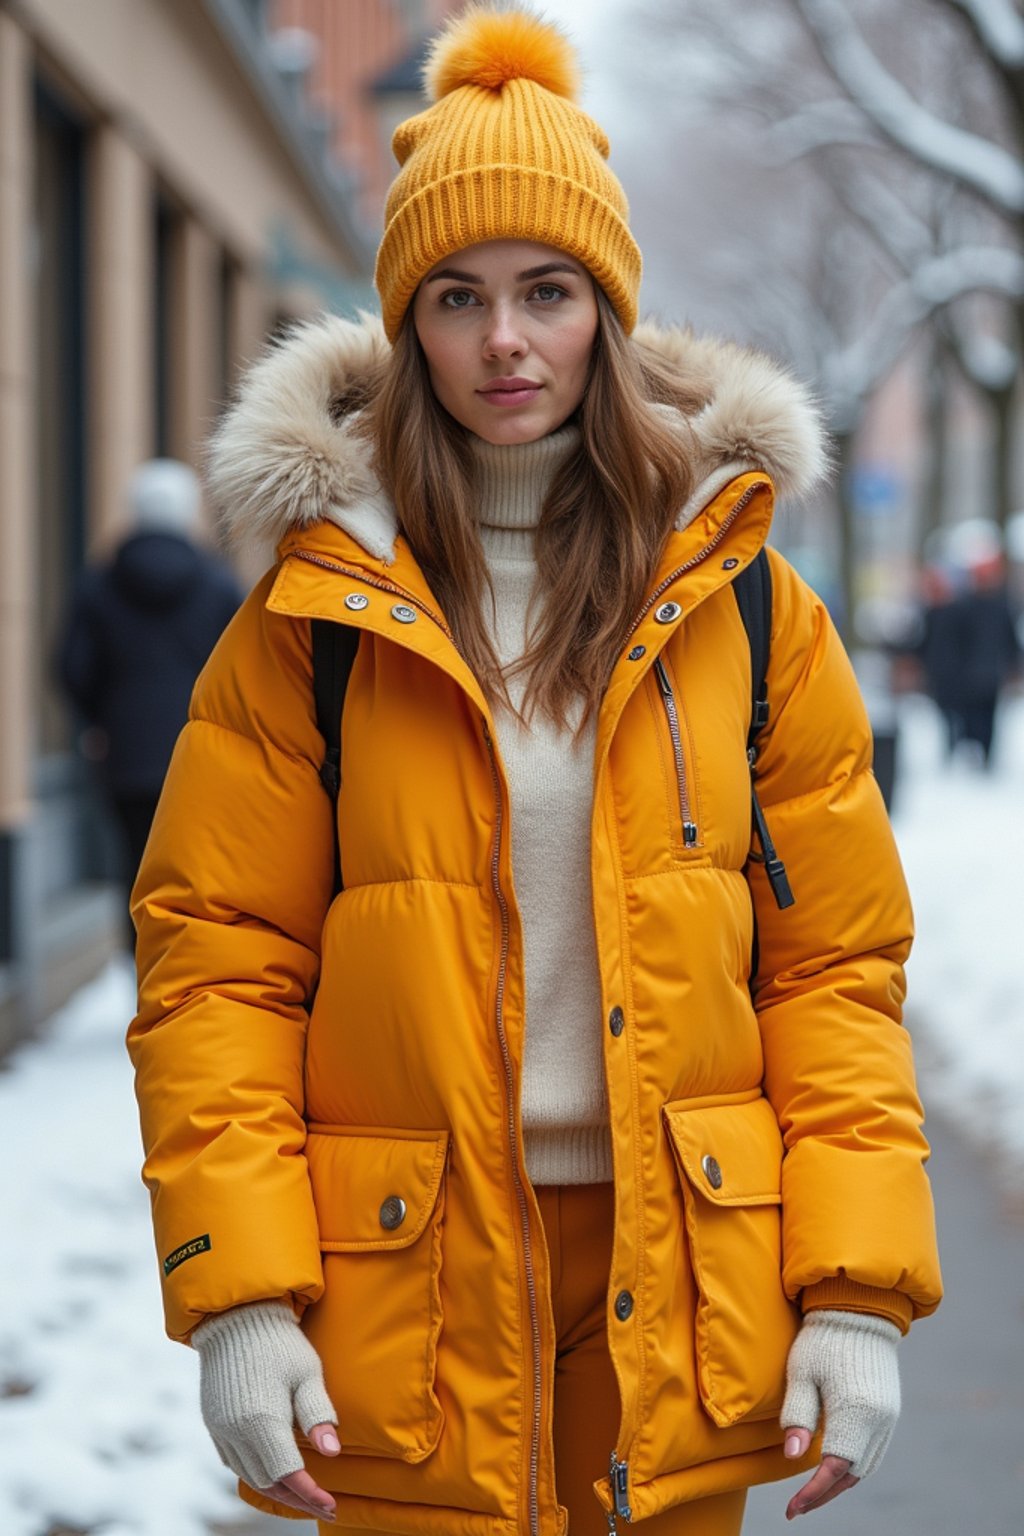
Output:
top-left (683, 821), bottom-right (698, 847)
top-left (764, 852), bottom-right (794, 909)
top-left (609, 1453), bottom-right (632, 1525)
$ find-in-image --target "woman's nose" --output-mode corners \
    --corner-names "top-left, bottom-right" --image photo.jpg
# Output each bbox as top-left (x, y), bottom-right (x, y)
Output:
top-left (483, 305), bottom-right (527, 360)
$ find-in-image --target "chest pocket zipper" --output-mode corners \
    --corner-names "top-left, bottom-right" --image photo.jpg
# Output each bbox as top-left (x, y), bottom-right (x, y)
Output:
top-left (653, 656), bottom-right (699, 849)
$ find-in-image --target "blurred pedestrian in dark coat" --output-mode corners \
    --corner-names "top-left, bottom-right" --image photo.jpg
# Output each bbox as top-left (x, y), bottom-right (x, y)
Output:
top-left (919, 557), bottom-right (1020, 764)
top-left (59, 459), bottom-right (242, 939)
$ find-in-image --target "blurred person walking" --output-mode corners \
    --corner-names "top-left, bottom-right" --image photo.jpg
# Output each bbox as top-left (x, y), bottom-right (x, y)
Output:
top-left (918, 555), bottom-right (1020, 765)
top-left (128, 10), bottom-right (941, 1536)
top-left (58, 458), bottom-right (242, 945)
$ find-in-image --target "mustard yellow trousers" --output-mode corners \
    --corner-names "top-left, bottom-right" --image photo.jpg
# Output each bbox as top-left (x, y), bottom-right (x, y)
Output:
top-left (324, 1182), bottom-right (746, 1536)
top-left (533, 1183), bottom-right (746, 1536)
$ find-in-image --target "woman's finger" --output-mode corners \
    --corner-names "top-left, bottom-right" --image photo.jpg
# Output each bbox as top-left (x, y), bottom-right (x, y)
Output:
top-left (783, 1425), bottom-right (813, 1458)
top-left (271, 1462), bottom-right (336, 1523)
top-left (789, 1470), bottom-right (859, 1517)
top-left (263, 1478), bottom-right (334, 1521)
top-left (279, 1466), bottom-right (337, 1521)
top-left (308, 1421), bottom-right (341, 1456)
top-left (785, 1454), bottom-right (855, 1519)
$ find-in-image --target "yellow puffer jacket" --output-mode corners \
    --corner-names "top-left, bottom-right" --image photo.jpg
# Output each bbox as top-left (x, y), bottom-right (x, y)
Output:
top-left (129, 316), bottom-right (941, 1534)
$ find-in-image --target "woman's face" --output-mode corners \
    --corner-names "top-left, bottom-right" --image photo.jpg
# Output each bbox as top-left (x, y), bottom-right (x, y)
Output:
top-left (412, 239), bottom-right (599, 445)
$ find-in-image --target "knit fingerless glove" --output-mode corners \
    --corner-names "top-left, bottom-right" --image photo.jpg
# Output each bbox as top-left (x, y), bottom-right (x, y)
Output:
top-left (781, 1309), bottom-right (901, 1479)
top-left (192, 1300), bottom-right (337, 1491)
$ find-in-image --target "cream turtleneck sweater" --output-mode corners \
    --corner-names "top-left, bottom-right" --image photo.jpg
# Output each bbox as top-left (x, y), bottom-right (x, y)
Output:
top-left (470, 426), bottom-right (612, 1186)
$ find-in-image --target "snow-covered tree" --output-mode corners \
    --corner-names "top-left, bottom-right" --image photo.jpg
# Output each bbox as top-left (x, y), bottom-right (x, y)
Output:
top-left (786, 0), bottom-right (1024, 530)
top-left (618, 0), bottom-right (1024, 629)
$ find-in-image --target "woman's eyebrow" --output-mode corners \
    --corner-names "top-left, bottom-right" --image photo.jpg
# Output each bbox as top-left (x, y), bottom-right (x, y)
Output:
top-left (516, 262), bottom-right (583, 280)
top-left (424, 261), bottom-right (583, 284)
top-left (425, 267), bottom-right (484, 284)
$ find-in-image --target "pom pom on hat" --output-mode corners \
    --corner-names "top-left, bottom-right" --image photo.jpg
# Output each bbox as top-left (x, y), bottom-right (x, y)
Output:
top-left (375, 4), bottom-right (642, 340)
top-left (424, 5), bottom-right (579, 102)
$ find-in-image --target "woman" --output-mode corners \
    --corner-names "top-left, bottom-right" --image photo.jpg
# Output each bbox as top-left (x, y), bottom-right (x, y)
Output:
top-left (129, 9), bottom-right (941, 1535)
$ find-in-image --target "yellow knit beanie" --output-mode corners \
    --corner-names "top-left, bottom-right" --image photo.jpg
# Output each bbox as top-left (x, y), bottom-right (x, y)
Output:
top-left (375, 5), bottom-right (642, 341)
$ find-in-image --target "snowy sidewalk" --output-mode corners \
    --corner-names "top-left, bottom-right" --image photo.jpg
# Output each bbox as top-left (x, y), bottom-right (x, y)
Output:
top-left (0, 956), bottom-right (241, 1536)
top-left (745, 1112), bottom-right (1024, 1535)
top-left (891, 692), bottom-right (1024, 1183)
top-left (1, 692), bottom-right (1021, 1536)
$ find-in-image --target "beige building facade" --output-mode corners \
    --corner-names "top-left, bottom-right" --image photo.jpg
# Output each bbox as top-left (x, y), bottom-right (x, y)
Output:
top-left (0, 0), bottom-right (440, 1048)
top-left (271, 0), bottom-right (453, 224)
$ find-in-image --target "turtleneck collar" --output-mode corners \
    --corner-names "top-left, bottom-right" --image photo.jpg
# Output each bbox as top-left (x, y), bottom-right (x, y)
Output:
top-left (469, 422), bottom-right (580, 564)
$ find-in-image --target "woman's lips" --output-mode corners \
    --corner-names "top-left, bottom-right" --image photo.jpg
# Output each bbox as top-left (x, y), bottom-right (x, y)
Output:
top-left (477, 382), bottom-right (543, 407)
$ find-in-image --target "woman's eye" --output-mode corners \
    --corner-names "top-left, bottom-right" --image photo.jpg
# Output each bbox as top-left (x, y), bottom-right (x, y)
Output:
top-left (441, 289), bottom-right (479, 309)
top-left (533, 284), bottom-right (567, 303)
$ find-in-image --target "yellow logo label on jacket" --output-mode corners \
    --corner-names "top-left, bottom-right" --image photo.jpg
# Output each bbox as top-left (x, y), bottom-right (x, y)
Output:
top-left (163, 1233), bottom-right (211, 1277)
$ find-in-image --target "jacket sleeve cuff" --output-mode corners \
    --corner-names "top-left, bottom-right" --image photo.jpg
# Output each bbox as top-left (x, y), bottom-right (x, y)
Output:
top-left (800, 1278), bottom-right (913, 1335)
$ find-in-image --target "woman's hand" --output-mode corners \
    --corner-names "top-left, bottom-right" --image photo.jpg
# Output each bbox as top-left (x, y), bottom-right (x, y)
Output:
top-left (261, 1421), bottom-right (341, 1522)
top-left (192, 1299), bottom-right (340, 1523)
top-left (780, 1309), bottom-right (901, 1520)
top-left (782, 1429), bottom-right (857, 1518)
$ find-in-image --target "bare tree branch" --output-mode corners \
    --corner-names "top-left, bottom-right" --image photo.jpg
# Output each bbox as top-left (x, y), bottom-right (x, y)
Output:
top-left (813, 148), bottom-right (1022, 396)
top-left (947, 0), bottom-right (1024, 69)
top-left (792, 0), bottom-right (1024, 214)
top-left (635, 0), bottom-right (813, 130)
top-left (828, 242), bottom-right (1024, 423)
top-left (767, 98), bottom-right (883, 159)
top-left (822, 160), bottom-right (936, 270)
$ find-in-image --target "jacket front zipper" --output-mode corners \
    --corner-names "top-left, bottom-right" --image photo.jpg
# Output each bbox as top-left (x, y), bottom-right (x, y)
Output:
top-left (290, 549), bottom-right (542, 1533)
top-left (598, 486), bottom-right (769, 1502)
top-left (482, 721), bottom-right (543, 1536)
top-left (653, 658), bottom-right (698, 848)
top-left (288, 546), bottom-right (543, 1529)
top-left (608, 1454), bottom-right (632, 1532)
top-left (289, 512), bottom-right (768, 1534)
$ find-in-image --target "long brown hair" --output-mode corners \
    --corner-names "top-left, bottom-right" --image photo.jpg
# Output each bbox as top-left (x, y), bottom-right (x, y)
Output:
top-left (365, 290), bottom-right (708, 735)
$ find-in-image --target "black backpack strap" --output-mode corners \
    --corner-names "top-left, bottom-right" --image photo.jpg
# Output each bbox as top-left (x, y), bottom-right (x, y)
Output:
top-left (734, 547), bottom-right (772, 756)
top-left (311, 618), bottom-right (361, 896)
top-left (733, 550), bottom-right (795, 918)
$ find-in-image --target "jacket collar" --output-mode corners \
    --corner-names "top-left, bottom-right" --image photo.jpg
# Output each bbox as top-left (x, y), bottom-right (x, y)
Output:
top-left (206, 312), bottom-right (829, 568)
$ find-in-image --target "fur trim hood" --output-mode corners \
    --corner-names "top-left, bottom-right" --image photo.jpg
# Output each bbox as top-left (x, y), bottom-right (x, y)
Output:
top-left (207, 312), bottom-right (829, 566)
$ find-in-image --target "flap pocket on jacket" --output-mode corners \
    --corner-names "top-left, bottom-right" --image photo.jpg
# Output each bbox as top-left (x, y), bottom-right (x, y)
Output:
top-left (663, 1093), bottom-right (799, 1428)
top-left (302, 1126), bottom-right (450, 1461)
top-left (306, 1125), bottom-right (449, 1252)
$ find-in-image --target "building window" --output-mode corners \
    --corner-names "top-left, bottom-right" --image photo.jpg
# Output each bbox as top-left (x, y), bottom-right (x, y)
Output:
top-left (218, 249), bottom-right (238, 415)
top-left (154, 190), bottom-right (179, 459)
top-left (33, 77), bottom-right (87, 759)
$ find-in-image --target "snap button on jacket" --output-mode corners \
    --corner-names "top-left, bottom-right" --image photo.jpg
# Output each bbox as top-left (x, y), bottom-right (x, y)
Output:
top-left (129, 315), bottom-right (941, 1536)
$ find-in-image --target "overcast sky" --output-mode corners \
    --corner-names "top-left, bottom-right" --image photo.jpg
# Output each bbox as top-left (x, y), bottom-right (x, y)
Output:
top-left (529, 0), bottom-right (625, 128)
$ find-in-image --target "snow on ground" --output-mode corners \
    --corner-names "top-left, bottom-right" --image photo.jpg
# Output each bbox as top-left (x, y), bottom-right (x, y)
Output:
top-left (0, 690), bottom-right (1021, 1535)
top-left (893, 690), bottom-right (1024, 1179)
top-left (0, 960), bottom-right (240, 1536)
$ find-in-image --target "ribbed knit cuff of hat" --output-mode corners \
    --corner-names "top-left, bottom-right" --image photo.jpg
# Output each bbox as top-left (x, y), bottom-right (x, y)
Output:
top-left (781, 1309), bottom-right (901, 1480)
top-left (192, 1300), bottom-right (337, 1492)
